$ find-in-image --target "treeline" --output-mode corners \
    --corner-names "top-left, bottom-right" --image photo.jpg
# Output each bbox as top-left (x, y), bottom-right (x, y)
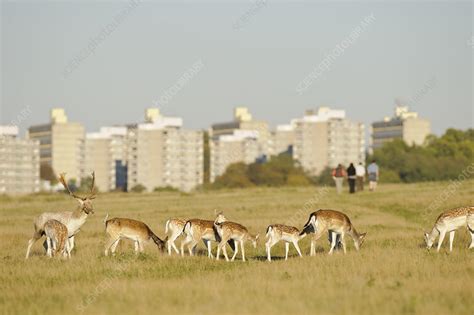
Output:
top-left (210, 128), bottom-right (474, 188)
top-left (208, 154), bottom-right (314, 189)
top-left (369, 128), bottom-right (474, 183)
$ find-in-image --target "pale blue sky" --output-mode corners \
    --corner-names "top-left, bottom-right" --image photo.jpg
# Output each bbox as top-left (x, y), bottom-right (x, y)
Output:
top-left (1, 1), bottom-right (472, 135)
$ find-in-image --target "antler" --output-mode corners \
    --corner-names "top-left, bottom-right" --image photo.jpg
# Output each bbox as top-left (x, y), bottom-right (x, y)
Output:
top-left (58, 173), bottom-right (81, 199)
top-left (88, 171), bottom-right (96, 199)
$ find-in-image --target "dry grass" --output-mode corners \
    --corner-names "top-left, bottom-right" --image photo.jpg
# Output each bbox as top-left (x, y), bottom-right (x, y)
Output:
top-left (1, 181), bottom-right (473, 315)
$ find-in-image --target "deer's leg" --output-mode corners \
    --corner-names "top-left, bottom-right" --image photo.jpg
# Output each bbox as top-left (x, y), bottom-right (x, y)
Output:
top-left (104, 237), bottom-right (117, 256)
top-left (285, 242), bottom-right (290, 260)
top-left (340, 232), bottom-right (347, 254)
top-left (310, 239), bottom-right (315, 256)
top-left (139, 241), bottom-right (145, 253)
top-left (171, 233), bottom-right (181, 254)
top-left (328, 231), bottom-right (338, 255)
top-left (204, 240), bottom-right (214, 258)
top-left (265, 238), bottom-right (278, 261)
top-left (293, 240), bottom-right (303, 258)
top-left (240, 241), bottom-right (246, 262)
top-left (110, 238), bottom-right (120, 256)
top-left (311, 226), bottom-right (327, 256)
top-left (449, 231), bottom-right (455, 252)
top-left (46, 237), bottom-right (53, 258)
top-left (68, 236), bottom-right (75, 253)
top-left (222, 242), bottom-right (230, 262)
top-left (437, 230), bottom-right (446, 252)
top-left (231, 240), bottom-right (239, 261)
top-left (180, 235), bottom-right (192, 256)
top-left (188, 240), bottom-right (198, 256)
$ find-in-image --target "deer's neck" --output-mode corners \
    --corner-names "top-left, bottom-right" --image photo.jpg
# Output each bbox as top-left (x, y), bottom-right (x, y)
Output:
top-left (72, 206), bottom-right (85, 219)
top-left (428, 226), bottom-right (439, 242)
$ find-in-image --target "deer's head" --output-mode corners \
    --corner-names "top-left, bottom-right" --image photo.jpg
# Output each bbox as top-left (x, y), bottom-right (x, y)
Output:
top-left (250, 234), bottom-right (259, 248)
top-left (214, 211), bottom-right (227, 225)
top-left (59, 172), bottom-right (97, 214)
top-left (424, 232), bottom-right (434, 249)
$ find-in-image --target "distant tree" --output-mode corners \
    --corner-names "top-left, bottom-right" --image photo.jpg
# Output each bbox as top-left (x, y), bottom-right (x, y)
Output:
top-left (213, 163), bottom-right (255, 189)
top-left (130, 184), bottom-right (146, 193)
top-left (368, 128), bottom-right (473, 183)
top-left (40, 164), bottom-right (57, 184)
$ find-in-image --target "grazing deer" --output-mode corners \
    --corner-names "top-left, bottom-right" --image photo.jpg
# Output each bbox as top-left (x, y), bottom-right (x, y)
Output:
top-left (44, 219), bottom-right (71, 259)
top-left (25, 172), bottom-right (96, 259)
top-left (180, 213), bottom-right (231, 258)
top-left (300, 209), bottom-right (366, 255)
top-left (214, 216), bottom-right (259, 262)
top-left (424, 206), bottom-right (474, 252)
top-left (164, 218), bottom-right (186, 255)
top-left (265, 224), bottom-right (305, 261)
top-left (104, 215), bottom-right (168, 256)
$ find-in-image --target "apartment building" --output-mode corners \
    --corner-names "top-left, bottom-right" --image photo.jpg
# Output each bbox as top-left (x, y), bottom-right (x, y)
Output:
top-left (210, 130), bottom-right (259, 182)
top-left (292, 107), bottom-right (365, 176)
top-left (127, 109), bottom-right (203, 192)
top-left (209, 107), bottom-right (270, 182)
top-left (0, 126), bottom-right (40, 194)
top-left (371, 106), bottom-right (431, 151)
top-left (28, 108), bottom-right (85, 184)
top-left (271, 124), bottom-right (295, 155)
top-left (85, 127), bottom-right (128, 192)
top-left (211, 107), bottom-right (271, 158)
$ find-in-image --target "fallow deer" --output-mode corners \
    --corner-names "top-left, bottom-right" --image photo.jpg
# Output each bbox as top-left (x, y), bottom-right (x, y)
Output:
top-left (44, 219), bottom-right (71, 259)
top-left (265, 224), bottom-right (305, 261)
top-left (180, 213), bottom-right (231, 258)
top-left (300, 209), bottom-right (366, 255)
top-left (424, 206), bottom-right (474, 252)
top-left (104, 215), bottom-right (167, 256)
top-left (164, 218), bottom-right (186, 255)
top-left (25, 172), bottom-right (96, 259)
top-left (214, 214), bottom-right (259, 262)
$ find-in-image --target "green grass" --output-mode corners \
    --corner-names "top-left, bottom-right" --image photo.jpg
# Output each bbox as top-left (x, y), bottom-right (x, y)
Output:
top-left (1, 181), bottom-right (473, 315)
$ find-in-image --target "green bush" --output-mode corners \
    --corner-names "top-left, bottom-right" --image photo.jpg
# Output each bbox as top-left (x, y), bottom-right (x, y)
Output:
top-left (130, 184), bottom-right (147, 193)
top-left (369, 128), bottom-right (473, 183)
top-left (211, 153), bottom-right (314, 189)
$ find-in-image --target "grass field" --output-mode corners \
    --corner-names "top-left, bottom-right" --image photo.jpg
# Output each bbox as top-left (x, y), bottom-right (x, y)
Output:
top-left (1, 181), bottom-right (473, 315)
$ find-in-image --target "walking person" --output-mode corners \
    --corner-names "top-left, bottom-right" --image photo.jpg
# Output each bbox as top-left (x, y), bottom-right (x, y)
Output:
top-left (355, 162), bottom-right (366, 191)
top-left (367, 160), bottom-right (379, 191)
top-left (331, 164), bottom-right (346, 194)
top-left (346, 163), bottom-right (356, 194)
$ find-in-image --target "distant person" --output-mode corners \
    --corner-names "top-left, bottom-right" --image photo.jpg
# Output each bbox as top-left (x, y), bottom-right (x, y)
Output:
top-left (331, 164), bottom-right (346, 194)
top-left (346, 163), bottom-right (356, 194)
top-left (367, 160), bottom-right (379, 191)
top-left (356, 162), bottom-right (366, 191)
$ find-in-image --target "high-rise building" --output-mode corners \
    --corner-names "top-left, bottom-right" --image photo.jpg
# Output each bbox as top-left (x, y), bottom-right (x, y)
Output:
top-left (0, 126), bottom-right (40, 194)
top-left (127, 109), bottom-right (203, 192)
top-left (271, 124), bottom-right (295, 156)
top-left (211, 107), bottom-right (271, 158)
top-left (371, 106), bottom-right (431, 151)
top-left (28, 108), bottom-right (85, 183)
top-left (85, 127), bottom-right (128, 192)
top-left (210, 130), bottom-right (259, 182)
top-left (291, 107), bottom-right (365, 175)
top-left (209, 107), bottom-right (270, 182)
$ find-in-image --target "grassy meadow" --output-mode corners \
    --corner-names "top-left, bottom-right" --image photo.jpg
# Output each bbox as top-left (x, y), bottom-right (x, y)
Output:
top-left (1, 181), bottom-right (473, 315)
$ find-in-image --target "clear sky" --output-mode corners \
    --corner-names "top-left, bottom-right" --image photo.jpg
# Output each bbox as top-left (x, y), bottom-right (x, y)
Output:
top-left (1, 1), bottom-right (472, 135)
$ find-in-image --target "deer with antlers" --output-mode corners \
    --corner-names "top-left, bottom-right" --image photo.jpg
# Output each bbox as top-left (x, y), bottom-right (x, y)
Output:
top-left (25, 172), bottom-right (96, 259)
